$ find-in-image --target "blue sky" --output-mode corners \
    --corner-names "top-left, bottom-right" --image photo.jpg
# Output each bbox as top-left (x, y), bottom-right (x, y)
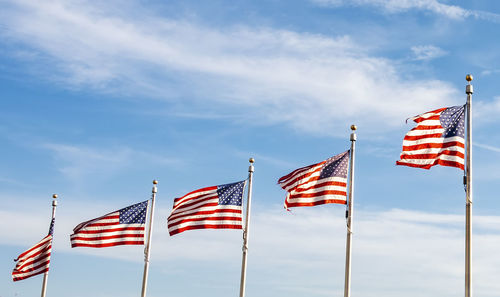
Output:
top-left (2, 0), bottom-right (500, 296)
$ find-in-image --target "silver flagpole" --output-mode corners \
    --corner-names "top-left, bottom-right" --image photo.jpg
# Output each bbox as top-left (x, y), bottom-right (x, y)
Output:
top-left (239, 158), bottom-right (255, 297)
top-left (41, 194), bottom-right (58, 297)
top-left (141, 180), bottom-right (158, 297)
top-left (344, 125), bottom-right (357, 297)
top-left (465, 75), bottom-right (473, 297)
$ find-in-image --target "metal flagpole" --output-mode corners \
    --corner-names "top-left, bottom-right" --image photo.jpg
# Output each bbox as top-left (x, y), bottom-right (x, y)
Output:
top-left (41, 194), bottom-right (58, 297)
top-left (465, 74), bottom-right (473, 297)
top-left (141, 180), bottom-right (158, 297)
top-left (344, 125), bottom-right (357, 297)
top-left (239, 158), bottom-right (255, 297)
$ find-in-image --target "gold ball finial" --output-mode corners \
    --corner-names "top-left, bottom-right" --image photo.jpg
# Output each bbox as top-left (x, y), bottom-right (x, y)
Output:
top-left (249, 158), bottom-right (255, 163)
top-left (466, 74), bottom-right (473, 82)
top-left (153, 180), bottom-right (158, 185)
top-left (350, 124), bottom-right (357, 131)
top-left (52, 194), bottom-right (58, 199)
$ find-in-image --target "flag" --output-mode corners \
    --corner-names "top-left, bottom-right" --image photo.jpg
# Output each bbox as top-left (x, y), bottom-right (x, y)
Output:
top-left (70, 200), bottom-right (148, 248)
top-left (278, 151), bottom-right (349, 209)
top-left (168, 180), bottom-right (246, 236)
top-left (12, 219), bottom-right (55, 281)
top-left (396, 105), bottom-right (465, 170)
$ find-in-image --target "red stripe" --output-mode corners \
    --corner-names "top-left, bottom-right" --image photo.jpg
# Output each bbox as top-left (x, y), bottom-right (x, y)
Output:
top-left (399, 150), bottom-right (464, 160)
top-left (277, 162), bottom-right (321, 184)
top-left (13, 256), bottom-right (50, 275)
top-left (15, 236), bottom-right (52, 260)
top-left (169, 224), bottom-right (242, 236)
top-left (292, 180), bottom-right (346, 193)
top-left (396, 159), bottom-right (464, 170)
top-left (16, 248), bottom-right (51, 271)
top-left (168, 216), bottom-right (242, 229)
top-left (168, 202), bottom-right (220, 220)
top-left (71, 241), bottom-right (145, 248)
top-left (288, 190), bottom-right (347, 199)
top-left (412, 108), bottom-right (445, 123)
top-left (403, 133), bottom-right (443, 141)
top-left (173, 186), bottom-right (218, 204)
top-left (170, 197), bottom-right (218, 215)
top-left (71, 233), bottom-right (144, 242)
top-left (169, 208), bottom-right (241, 221)
top-left (286, 199), bottom-right (347, 208)
top-left (13, 267), bottom-right (49, 282)
top-left (73, 226), bottom-right (144, 234)
top-left (280, 165), bottom-right (324, 190)
top-left (402, 141), bottom-right (465, 151)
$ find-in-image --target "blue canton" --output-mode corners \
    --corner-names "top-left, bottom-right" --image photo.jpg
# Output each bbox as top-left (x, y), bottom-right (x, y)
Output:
top-left (119, 200), bottom-right (148, 224)
top-left (48, 218), bottom-right (55, 235)
top-left (440, 105), bottom-right (465, 138)
top-left (217, 181), bottom-right (245, 206)
top-left (319, 151), bottom-right (349, 179)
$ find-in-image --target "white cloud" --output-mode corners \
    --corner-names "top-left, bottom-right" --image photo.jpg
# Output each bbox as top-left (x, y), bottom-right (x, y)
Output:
top-left (3, 204), bottom-right (500, 296)
top-left (0, 0), bottom-right (461, 137)
top-left (312, 0), bottom-right (500, 22)
top-left (411, 45), bottom-right (447, 60)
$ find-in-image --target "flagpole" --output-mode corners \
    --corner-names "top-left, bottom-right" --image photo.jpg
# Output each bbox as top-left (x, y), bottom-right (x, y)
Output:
top-left (141, 180), bottom-right (158, 297)
top-left (239, 158), bottom-right (255, 297)
top-left (41, 194), bottom-right (58, 297)
top-left (344, 125), bottom-right (357, 297)
top-left (465, 75), bottom-right (473, 297)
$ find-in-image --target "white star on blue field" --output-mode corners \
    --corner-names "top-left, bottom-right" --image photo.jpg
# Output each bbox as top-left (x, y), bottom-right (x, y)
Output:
top-left (1, 1), bottom-right (500, 297)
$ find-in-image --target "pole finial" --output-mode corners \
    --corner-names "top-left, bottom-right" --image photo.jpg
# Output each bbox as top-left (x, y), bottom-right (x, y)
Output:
top-left (466, 74), bottom-right (473, 83)
top-left (52, 194), bottom-right (58, 199)
top-left (153, 180), bottom-right (158, 185)
top-left (350, 125), bottom-right (357, 131)
top-left (249, 158), bottom-right (255, 164)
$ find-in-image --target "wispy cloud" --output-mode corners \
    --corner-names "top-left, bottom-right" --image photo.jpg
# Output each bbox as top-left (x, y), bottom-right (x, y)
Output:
top-left (0, 0), bottom-right (461, 137)
top-left (312, 0), bottom-right (500, 22)
top-left (411, 45), bottom-right (447, 61)
top-left (474, 142), bottom-right (500, 153)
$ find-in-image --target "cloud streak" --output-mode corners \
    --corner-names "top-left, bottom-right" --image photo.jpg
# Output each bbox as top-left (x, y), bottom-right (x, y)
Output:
top-left (0, 0), bottom-right (461, 137)
top-left (312, 0), bottom-right (500, 22)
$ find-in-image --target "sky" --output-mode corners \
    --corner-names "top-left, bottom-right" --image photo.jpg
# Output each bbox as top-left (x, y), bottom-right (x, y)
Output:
top-left (1, 0), bottom-right (500, 296)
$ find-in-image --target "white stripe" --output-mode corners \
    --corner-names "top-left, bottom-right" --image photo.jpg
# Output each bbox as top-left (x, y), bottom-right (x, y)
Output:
top-left (70, 229), bottom-right (144, 239)
top-left (287, 195), bottom-right (346, 204)
top-left (13, 261), bottom-right (50, 278)
top-left (172, 188), bottom-right (218, 209)
top-left (400, 146), bottom-right (465, 156)
top-left (405, 127), bottom-right (444, 137)
top-left (398, 154), bottom-right (464, 165)
top-left (168, 209), bottom-right (242, 225)
top-left (77, 223), bottom-right (144, 232)
top-left (16, 236), bottom-right (52, 262)
top-left (402, 135), bottom-right (464, 147)
top-left (70, 237), bottom-right (143, 245)
top-left (293, 176), bottom-right (346, 192)
top-left (293, 184), bottom-right (347, 195)
top-left (168, 220), bottom-right (242, 233)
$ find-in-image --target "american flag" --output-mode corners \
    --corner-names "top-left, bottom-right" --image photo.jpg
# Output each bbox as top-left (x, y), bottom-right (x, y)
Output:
top-left (70, 200), bottom-right (148, 248)
top-left (168, 180), bottom-right (246, 236)
top-left (12, 219), bottom-right (55, 282)
top-left (396, 105), bottom-right (465, 170)
top-left (278, 151), bottom-right (349, 209)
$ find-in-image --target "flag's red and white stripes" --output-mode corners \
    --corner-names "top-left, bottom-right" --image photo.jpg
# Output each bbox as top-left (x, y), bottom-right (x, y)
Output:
top-left (168, 186), bottom-right (242, 236)
top-left (278, 152), bottom-right (349, 209)
top-left (70, 212), bottom-right (145, 248)
top-left (12, 235), bottom-right (52, 282)
top-left (396, 107), bottom-right (465, 170)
